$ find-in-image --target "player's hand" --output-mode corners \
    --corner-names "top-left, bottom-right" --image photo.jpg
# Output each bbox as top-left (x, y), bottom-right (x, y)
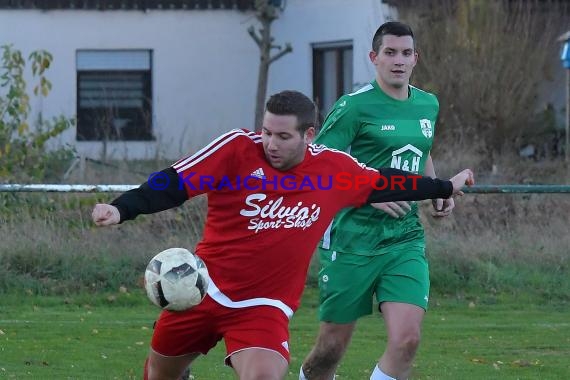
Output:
top-left (432, 197), bottom-right (454, 218)
top-left (92, 204), bottom-right (121, 226)
top-left (449, 169), bottom-right (475, 196)
top-left (371, 201), bottom-right (411, 218)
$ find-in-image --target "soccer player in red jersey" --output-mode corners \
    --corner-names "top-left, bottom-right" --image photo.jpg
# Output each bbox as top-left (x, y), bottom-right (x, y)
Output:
top-left (92, 90), bottom-right (473, 380)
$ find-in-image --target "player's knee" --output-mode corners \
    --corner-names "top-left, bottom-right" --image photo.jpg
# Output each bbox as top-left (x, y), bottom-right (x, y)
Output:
top-left (146, 365), bottom-right (168, 380)
top-left (145, 357), bottom-right (186, 380)
top-left (390, 331), bottom-right (421, 361)
top-left (241, 368), bottom-right (283, 380)
top-left (235, 358), bottom-right (286, 380)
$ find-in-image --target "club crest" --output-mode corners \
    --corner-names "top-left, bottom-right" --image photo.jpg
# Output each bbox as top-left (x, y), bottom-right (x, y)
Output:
top-left (419, 119), bottom-right (433, 138)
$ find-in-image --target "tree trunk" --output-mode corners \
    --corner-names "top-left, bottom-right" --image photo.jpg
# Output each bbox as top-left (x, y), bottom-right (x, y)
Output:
top-left (254, 16), bottom-right (272, 132)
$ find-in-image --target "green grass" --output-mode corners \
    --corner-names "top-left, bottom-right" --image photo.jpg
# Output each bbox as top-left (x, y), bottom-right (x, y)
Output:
top-left (1, 289), bottom-right (569, 379)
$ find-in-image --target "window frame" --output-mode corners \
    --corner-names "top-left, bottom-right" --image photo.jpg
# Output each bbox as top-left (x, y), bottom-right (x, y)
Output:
top-left (76, 49), bottom-right (154, 142)
top-left (312, 40), bottom-right (353, 120)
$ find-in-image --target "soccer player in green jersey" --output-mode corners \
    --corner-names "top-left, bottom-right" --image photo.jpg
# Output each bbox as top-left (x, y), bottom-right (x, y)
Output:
top-left (299, 22), bottom-right (453, 380)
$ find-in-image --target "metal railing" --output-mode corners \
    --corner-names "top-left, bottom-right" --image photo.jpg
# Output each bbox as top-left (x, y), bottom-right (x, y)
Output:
top-left (0, 184), bottom-right (137, 193)
top-left (1, 184), bottom-right (570, 193)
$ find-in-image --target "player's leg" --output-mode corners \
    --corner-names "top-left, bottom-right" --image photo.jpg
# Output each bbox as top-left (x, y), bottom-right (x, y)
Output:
top-left (376, 302), bottom-right (424, 379)
top-left (145, 351), bottom-right (199, 380)
top-left (300, 321), bottom-right (355, 380)
top-left (373, 244), bottom-right (429, 379)
top-left (146, 296), bottom-right (223, 380)
top-left (300, 249), bottom-right (377, 379)
top-left (222, 304), bottom-right (291, 380)
top-left (231, 348), bottom-right (288, 380)
top-left (149, 320), bottom-right (193, 380)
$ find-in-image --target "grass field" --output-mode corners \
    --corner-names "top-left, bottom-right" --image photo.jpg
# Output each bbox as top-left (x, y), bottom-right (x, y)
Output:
top-left (1, 289), bottom-right (569, 380)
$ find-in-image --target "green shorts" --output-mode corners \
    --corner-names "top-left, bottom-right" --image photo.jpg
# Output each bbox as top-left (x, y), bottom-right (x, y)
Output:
top-left (318, 243), bottom-right (429, 323)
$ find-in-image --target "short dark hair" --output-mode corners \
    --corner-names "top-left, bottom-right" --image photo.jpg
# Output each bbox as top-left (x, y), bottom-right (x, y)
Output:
top-left (372, 21), bottom-right (415, 53)
top-left (265, 90), bottom-right (317, 134)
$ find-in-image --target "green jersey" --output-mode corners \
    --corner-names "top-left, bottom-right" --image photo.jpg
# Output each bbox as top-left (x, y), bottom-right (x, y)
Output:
top-left (315, 80), bottom-right (439, 255)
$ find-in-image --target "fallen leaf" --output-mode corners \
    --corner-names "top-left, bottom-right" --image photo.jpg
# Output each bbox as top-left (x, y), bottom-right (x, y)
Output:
top-left (468, 301), bottom-right (476, 308)
top-left (92, 329), bottom-right (99, 334)
top-left (0, 329), bottom-right (5, 335)
top-left (471, 358), bottom-right (486, 364)
top-left (512, 359), bottom-right (531, 367)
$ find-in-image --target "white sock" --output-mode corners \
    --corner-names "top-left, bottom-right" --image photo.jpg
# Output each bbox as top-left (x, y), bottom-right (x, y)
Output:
top-left (300, 366), bottom-right (336, 380)
top-left (370, 364), bottom-right (396, 380)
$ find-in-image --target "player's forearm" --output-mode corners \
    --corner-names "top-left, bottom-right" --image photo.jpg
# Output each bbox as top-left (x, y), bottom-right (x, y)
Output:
top-left (366, 168), bottom-right (452, 203)
top-left (111, 167), bottom-right (188, 223)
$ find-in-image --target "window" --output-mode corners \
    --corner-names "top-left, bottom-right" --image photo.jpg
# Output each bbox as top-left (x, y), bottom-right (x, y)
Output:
top-left (76, 50), bottom-right (153, 141)
top-left (312, 41), bottom-right (353, 120)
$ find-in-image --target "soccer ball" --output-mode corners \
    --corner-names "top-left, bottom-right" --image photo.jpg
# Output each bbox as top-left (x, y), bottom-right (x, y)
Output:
top-left (144, 247), bottom-right (209, 311)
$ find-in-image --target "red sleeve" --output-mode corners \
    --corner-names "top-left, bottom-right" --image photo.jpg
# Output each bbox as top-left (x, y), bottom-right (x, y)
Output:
top-left (171, 129), bottom-right (253, 197)
top-left (332, 151), bottom-right (380, 208)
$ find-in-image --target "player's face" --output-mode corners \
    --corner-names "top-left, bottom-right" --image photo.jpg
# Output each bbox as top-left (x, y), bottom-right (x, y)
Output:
top-left (261, 111), bottom-right (315, 171)
top-left (369, 34), bottom-right (417, 90)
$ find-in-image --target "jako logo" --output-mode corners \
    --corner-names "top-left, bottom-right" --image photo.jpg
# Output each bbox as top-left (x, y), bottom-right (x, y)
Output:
top-left (381, 125), bottom-right (396, 131)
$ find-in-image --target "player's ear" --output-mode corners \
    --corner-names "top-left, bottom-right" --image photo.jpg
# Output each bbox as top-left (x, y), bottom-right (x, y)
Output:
top-left (304, 127), bottom-right (315, 144)
top-left (369, 50), bottom-right (378, 64)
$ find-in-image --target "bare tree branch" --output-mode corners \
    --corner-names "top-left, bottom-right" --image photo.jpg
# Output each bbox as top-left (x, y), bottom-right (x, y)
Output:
top-left (247, 25), bottom-right (262, 47)
top-left (268, 43), bottom-right (292, 65)
top-left (250, 1), bottom-right (293, 131)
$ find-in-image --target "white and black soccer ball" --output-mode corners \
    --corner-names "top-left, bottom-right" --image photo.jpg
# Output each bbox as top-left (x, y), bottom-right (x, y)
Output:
top-left (144, 248), bottom-right (209, 311)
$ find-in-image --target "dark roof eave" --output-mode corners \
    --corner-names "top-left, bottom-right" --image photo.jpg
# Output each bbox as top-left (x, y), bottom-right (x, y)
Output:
top-left (0, 0), bottom-right (256, 11)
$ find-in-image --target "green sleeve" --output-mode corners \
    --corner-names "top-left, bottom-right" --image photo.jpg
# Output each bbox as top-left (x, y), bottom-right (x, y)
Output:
top-left (314, 96), bottom-right (359, 151)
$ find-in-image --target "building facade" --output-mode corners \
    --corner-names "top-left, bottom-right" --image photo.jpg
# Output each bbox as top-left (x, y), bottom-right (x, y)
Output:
top-left (0, 0), bottom-right (394, 159)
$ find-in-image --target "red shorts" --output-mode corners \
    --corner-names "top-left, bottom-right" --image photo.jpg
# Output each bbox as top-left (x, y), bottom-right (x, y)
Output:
top-left (151, 295), bottom-right (291, 364)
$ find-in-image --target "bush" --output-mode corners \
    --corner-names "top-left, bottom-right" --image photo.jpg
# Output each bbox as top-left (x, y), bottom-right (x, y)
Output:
top-left (0, 193), bottom-right (207, 295)
top-left (399, 0), bottom-right (568, 160)
top-left (0, 44), bottom-right (75, 182)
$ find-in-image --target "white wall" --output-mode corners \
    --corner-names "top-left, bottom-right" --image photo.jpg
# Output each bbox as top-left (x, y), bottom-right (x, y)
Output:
top-left (269, 0), bottom-right (392, 96)
top-left (0, 9), bottom-right (260, 159)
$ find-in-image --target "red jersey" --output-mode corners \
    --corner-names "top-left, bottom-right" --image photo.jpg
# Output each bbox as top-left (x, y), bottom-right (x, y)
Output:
top-left (172, 129), bottom-right (379, 317)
